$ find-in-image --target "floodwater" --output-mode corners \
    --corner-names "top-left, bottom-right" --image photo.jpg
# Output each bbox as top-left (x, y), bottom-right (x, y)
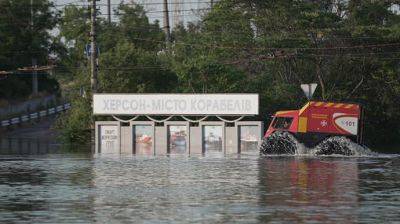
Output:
top-left (0, 140), bottom-right (399, 223)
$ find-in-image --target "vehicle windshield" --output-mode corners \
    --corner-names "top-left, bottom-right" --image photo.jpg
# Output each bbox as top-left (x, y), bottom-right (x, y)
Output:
top-left (272, 117), bottom-right (293, 130)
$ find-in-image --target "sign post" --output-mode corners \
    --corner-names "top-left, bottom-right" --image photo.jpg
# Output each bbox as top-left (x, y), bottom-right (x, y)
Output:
top-left (301, 83), bottom-right (318, 100)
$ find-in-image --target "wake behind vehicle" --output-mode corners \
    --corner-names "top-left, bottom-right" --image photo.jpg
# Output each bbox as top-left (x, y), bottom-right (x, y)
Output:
top-left (260, 101), bottom-right (364, 155)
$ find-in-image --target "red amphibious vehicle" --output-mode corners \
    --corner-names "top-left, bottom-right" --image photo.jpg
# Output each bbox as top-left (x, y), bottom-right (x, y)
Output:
top-left (260, 101), bottom-right (364, 155)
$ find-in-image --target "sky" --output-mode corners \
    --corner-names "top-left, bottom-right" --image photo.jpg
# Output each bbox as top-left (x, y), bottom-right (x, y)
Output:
top-left (52, 1), bottom-right (399, 30)
top-left (53, 0), bottom-right (212, 28)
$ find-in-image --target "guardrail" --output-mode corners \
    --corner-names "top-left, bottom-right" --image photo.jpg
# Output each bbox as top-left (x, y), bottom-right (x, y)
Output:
top-left (0, 103), bottom-right (71, 128)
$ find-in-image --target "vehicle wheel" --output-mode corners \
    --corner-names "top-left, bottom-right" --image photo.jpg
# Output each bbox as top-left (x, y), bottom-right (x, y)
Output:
top-left (314, 136), bottom-right (354, 156)
top-left (260, 131), bottom-right (297, 155)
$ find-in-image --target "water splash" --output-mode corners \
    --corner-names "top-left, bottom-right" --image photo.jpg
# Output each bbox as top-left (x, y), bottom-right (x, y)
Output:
top-left (260, 132), bottom-right (297, 155)
top-left (310, 136), bottom-right (374, 156)
top-left (260, 132), bottom-right (374, 157)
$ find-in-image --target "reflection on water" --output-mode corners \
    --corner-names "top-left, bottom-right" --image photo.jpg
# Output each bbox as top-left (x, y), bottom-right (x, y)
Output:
top-left (0, 143), bottom-right (399, 223)
top-left (0, 138), bottom-right (91, 155)
top-left (0, 138), bottom-right (62, 155)
top-left (258, 158), bottom-right (360, 222)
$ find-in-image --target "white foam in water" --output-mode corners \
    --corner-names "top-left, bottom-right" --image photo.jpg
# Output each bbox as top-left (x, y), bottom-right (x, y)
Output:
top-left (283, 133), bottom-right (308, 155)
top-left (310, 136), bottom-right (375, 157)
top-left (262, 132), bottom-right (376, 157)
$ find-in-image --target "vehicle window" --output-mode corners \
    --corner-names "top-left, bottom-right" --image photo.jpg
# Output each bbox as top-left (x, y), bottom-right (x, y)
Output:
top-left (273, 117), bottom-right (293, 130)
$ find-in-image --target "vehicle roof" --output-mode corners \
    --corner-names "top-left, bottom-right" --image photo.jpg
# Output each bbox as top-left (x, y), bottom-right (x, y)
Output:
top-left (274, 110), bottom-right (298, 116)
top-left (300, 101), bottom-right (360, 116)
top-left (275, 101), bottom-right (360, 117)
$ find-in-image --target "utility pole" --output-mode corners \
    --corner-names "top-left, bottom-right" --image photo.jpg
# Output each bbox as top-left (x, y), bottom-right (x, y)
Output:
top-left (90, 0), bottom-right (98, 93)
top-left (163, 0), bottom-right (171, 44)
top-left (107, 0), bottom-right (111, 24)
top-left (31, 0), bottom-right (38, 95)
top-left (32, 59), bottom-right (38, 95)
top-left (173, 0), bottom-right (182, 28)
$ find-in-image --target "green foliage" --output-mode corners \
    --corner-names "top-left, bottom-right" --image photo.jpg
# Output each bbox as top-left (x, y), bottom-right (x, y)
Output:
top-left (56, 97), bottom-right (92, 144)
top-left (169, 0), bottom-right (400, 147)
top-left (56, 3), bottom-right (177, 144)
top-left (0, 74), bottom-right (60, 100)
top-left (117, 4), bottom-right (165, 51)
top-left (99, 40), bottom-right (177, 93)
top-left (57, 3), bottom-right (176, 95)
top-left (0, 0), bottom-right (58, 70)
top-left (0, 0), bottom-right (60, 100)
top-left (14, 0), bottom-right (399, 148)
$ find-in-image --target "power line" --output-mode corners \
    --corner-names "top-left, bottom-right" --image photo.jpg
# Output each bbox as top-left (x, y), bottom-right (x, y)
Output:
top-left (105, 13), bottom-right (201, 21)
top-left (129, 37), bottom-right (400, 51)
top-left (117, 7), bottom-right (210, 15)
top-left (3, 50), bottom-right (400, 76)
top-left (79, 22), bottom-right (399, 42)
top-left (5, 3), bottom-right (399, 33)
top-left (9, 1), bottom-right (213, 7)
top-left (2, 41), bottom-right (400, 55)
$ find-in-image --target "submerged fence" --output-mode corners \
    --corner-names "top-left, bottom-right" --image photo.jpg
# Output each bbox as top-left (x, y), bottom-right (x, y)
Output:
top-left (0, 103), bottom-right (71, 128)
top-left (0, 137), bottom-right (61, 155)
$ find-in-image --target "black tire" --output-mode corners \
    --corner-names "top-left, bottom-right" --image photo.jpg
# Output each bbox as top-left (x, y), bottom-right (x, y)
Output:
top-left (314, 136), bottom-right (354, 156)
top-left (260, 131), bottom-right (297, 155)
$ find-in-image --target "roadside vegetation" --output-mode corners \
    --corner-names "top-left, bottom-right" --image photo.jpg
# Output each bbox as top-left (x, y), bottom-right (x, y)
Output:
top-left (0, 0), bottom-right (60, 108)
top-left (0, 0), bottom-right (399, 150)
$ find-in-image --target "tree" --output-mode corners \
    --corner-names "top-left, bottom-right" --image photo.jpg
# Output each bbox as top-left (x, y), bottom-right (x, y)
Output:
top-left (56, 3), bottom-right (177, 143)
top-left (0, 0), bottom-right (57, 70)
top-left (0, 0), bottom-right (60, 100)
top-left (170, 0), bottom-right (400, 147)
top-left (56, 0), bottom-right (400, 148)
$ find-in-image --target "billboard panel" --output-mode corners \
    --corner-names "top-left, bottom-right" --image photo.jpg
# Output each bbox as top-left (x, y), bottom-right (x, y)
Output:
top-left (93, 94), bottom-right (259, 115)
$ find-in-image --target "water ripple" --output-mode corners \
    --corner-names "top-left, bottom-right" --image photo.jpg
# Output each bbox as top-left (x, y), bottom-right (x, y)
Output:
top-left (0, 154), bottom-right (398, 223)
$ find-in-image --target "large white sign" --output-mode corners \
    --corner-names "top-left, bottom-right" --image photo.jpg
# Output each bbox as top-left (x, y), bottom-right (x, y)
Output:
top-left (93, 94), bottom-right (259, 115)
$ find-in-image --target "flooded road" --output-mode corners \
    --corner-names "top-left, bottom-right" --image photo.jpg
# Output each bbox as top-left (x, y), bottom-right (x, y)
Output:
top-left (0, 144), bottom-right (399, 223)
